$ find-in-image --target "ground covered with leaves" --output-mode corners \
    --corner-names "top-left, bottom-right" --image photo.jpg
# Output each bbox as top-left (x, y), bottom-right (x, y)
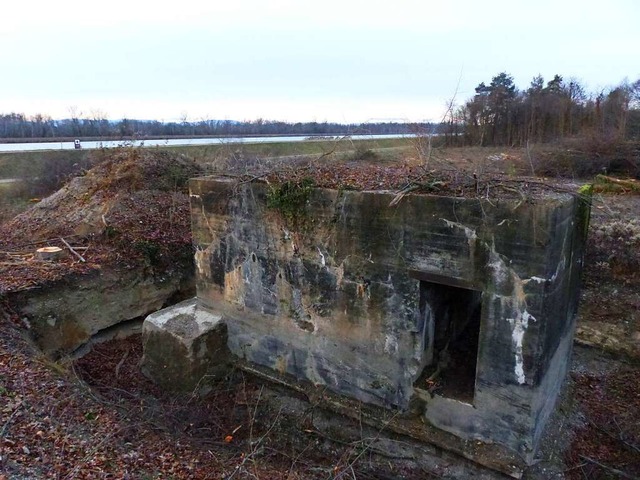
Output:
top-left (561, 192), bottom-right (640, 479)
top-left (2, 322), bottom-right (476, 479)
top-left (567, 364), bottom-right (640, 478)
top-left (254, 162), bottom-right (583, 201)
top-left (0, 323), bottom-right (296, 479)
top-left (0, 149), bottom-right (200, 295)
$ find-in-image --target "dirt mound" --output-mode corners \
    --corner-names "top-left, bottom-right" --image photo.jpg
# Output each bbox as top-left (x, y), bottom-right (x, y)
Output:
top-left (0, 148), bottom-right (202, 294)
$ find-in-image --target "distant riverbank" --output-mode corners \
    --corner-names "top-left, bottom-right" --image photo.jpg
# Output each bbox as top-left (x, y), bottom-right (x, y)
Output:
top-left (0, 133), bottom-right (348, 144)
top-left (0, 133), bottom-right (415, 153)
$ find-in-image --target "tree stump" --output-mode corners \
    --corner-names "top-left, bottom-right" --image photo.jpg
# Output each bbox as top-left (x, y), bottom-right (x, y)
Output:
top-left (36, 246), bottom-right (64, 261)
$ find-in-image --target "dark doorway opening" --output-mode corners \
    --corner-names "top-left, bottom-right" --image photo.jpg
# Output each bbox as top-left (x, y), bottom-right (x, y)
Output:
top-left (414, 280), bottom-right (482, 404)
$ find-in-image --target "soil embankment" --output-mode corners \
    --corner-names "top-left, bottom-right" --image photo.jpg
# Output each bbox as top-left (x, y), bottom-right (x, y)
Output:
top-left (0, 148), bottom-right (200, 355)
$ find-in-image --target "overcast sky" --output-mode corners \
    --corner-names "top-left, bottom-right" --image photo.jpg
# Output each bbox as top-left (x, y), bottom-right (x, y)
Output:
top-left (1, 0), bottom-right (638, 123)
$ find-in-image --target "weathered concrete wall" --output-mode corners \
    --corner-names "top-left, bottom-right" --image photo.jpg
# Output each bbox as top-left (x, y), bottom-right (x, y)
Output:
top-left (187, 176), bottom-right (589, 461)
top-left (11, 268), bottom-right (194, 356)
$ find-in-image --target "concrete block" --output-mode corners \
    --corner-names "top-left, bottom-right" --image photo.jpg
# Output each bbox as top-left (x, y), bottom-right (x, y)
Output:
top-left (141, 298), bottom-right (230, 392)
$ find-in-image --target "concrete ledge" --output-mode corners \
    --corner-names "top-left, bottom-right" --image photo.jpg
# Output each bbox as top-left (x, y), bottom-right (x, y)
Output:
top-left (237, 360), bottom-right (526, 478)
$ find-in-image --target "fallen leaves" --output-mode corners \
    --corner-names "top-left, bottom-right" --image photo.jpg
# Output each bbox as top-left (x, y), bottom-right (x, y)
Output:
top-left (566, 367), bottom-right (640, 479)
top-left (0, 330), bottom-right (221, 478)
top-left (0, 150), bottom-right (200, 295)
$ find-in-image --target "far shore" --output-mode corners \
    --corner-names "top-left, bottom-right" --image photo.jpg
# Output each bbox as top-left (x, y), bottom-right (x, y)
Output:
top-left (0, 133), bottom-right (403, 145)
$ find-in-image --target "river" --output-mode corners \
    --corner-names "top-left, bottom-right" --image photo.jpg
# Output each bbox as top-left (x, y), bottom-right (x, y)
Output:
top-left (0, 134), bottom-right (412, 153)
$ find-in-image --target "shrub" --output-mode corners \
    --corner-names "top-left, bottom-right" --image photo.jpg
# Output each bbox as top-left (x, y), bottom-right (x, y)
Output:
top-left (587, 218), bottom-right (640, 278)
top-left (267, 178), bottom-right (314, 229)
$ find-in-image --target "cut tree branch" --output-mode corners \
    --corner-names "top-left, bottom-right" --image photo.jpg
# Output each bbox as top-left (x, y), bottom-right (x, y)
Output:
top-left (60, 237), bottom-right (86, 262)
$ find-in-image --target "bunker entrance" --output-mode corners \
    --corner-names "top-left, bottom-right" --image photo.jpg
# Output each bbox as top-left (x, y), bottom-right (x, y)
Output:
top-left (415, 280), bottom-right (483, 404)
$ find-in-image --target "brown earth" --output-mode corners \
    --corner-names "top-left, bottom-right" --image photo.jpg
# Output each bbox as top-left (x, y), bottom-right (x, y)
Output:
top-left (0, 148), bottom-right (200, 295)
top-left (1, 145), bottom-right (639, 479)
top-left (576, 194), bottom-right (640, 360)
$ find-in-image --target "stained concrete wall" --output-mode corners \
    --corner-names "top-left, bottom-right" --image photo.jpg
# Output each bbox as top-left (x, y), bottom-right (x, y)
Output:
top-left (188, 176), bottom-right (589, 460)
top-left (12, 267), bottom-right (193, 356)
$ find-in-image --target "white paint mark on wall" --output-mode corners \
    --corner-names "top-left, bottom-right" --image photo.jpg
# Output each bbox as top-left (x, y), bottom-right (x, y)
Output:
top-left (550, 257), bottom-right (565, 283)
top-left (194, 246), bottom-right (211, 278)
top-left (526, 257), bottom-right (565, 285)
top-left (384, 333), bottom-right (398, 355)
top-left (507, 310), bottom-right (537, 384)
top-left (527, 276), bottom-right (547, 284)
top-left (488, 257), bottom-right (509, 284)
top-left (243, 259), bottom-right (253, 285)
top-left (441, 219), bottom-right (478, 242)
top-left (488, 245), bottom-right (540, 385)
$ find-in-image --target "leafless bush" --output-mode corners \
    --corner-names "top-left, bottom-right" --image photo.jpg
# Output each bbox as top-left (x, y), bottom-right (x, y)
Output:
top-left (533, 137), bottom-right (640, 178)
top-left (347, 146), bottom-right (379, 163)
top-left (587, 217), bottom-right (640, 278)
top-left (0, 183), bottom-right (31, 223)
top-left (18, 154), bottom-right (93, 197)
top-left (197, 142), bottom-right (313, 179)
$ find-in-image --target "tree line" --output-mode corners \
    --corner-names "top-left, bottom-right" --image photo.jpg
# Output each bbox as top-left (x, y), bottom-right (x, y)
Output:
top-left (3, 73), bottom-right (638, 146)
top-left (444, 73), bottom-right (640, 147)
top-left (0, 114), bottom-right (434, 140)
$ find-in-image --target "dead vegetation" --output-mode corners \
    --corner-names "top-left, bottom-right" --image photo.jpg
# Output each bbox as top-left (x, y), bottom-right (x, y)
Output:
top-left (560, 192), bottom-right (640, 478)
top-left (0, 322), bottom-right (459, 479)
top-left (0, 148), bottom-right (200, 295)
top-left (567, 365), bottom-right (640, 479)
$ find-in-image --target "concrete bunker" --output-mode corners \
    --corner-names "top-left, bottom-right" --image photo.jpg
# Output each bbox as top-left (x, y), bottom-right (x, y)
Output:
top-left (142, 174), bottom-right (591, 476)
